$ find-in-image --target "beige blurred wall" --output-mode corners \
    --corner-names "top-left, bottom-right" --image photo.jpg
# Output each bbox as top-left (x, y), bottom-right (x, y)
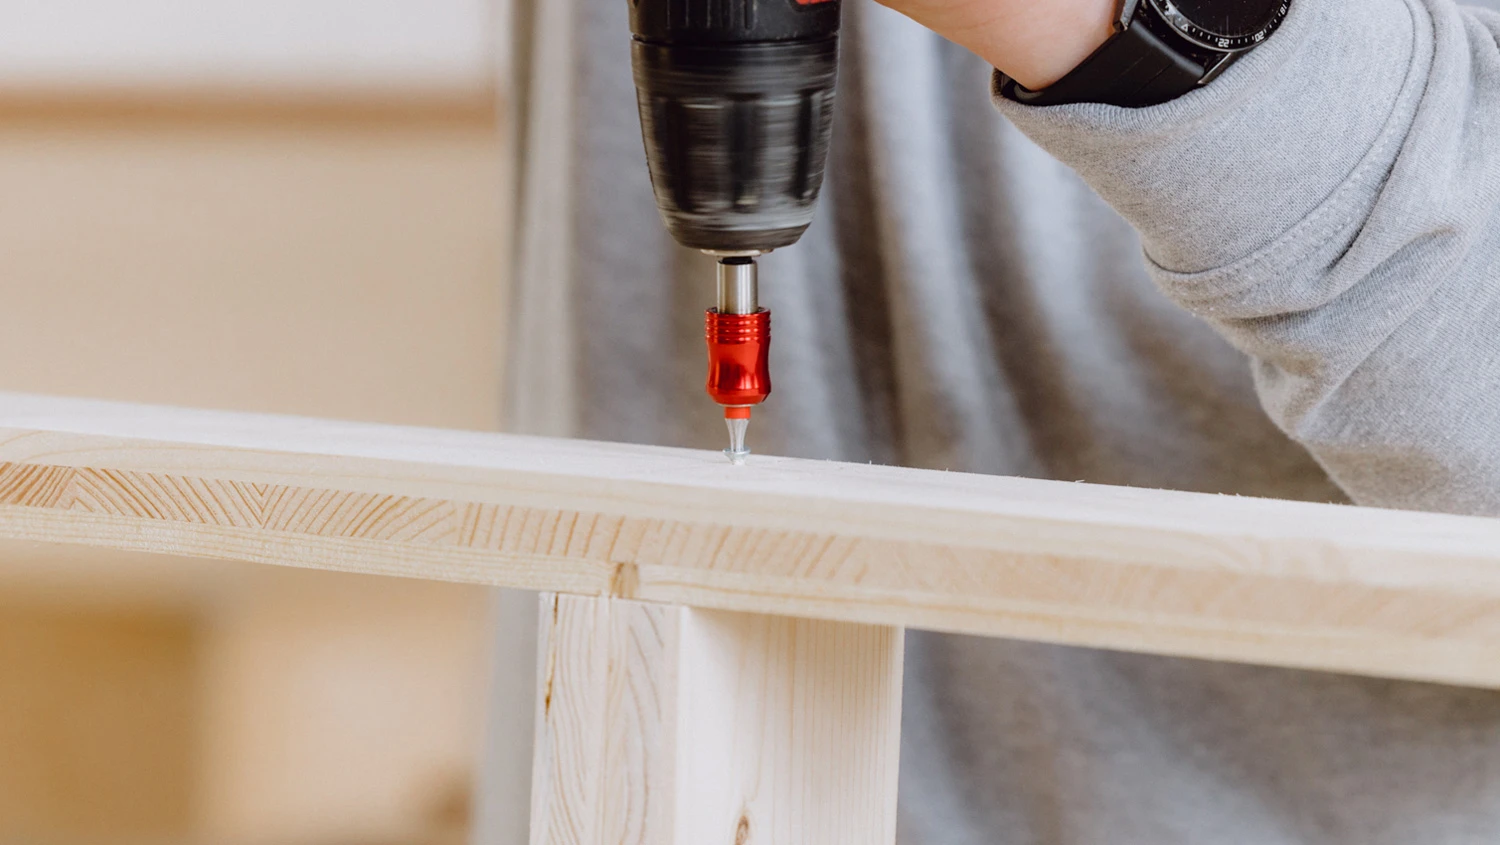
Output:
top-left (0, 86), bottom-right (509, 844)
top-left (0, 0), bottom-right (497, 91)
top-left (199, 569), bottom-right (491, 845)
top-left (0, 101), bottom-right (506, 429)
top-left (0, 602), bottom-right (198, 839)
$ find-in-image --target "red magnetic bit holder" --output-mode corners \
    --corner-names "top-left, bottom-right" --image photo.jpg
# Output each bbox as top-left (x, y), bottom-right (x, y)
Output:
top-left (704, 308), bottom-right (772, 413)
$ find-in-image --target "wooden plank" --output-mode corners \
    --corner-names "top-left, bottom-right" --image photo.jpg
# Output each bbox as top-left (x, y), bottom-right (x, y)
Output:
top-left (529, 594), bottom-right (681, 845)
top-left (4, 392), bottom-right (1500, 687)
top-left (530, 593), bottom-right (902, 845)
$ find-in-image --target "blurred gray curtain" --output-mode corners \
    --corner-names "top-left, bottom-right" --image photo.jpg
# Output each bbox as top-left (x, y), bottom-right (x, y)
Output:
top-left (470, 0), bottom-right (580, 838)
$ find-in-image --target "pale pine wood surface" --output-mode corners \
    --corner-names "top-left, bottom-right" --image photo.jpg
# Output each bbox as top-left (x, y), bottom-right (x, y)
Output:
top-left (530, 594), bottom-right (902, 845)
top-left (5, 393), bottom-right (1500, 686)
top-left (670, 608), bottom-right (904, 845)
top-left (529, 595), bottom-right (675, 845)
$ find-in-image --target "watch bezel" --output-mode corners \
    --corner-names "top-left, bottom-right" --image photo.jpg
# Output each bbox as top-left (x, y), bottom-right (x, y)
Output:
top-left (1143, 0), bottom-right (1291, 52)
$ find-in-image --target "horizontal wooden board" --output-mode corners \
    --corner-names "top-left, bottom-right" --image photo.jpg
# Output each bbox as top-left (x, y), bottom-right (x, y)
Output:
top-left (3, 392), bottom-right (1500, 687)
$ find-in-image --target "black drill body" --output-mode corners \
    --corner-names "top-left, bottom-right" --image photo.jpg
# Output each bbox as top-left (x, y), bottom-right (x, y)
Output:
top-left (630, 0), bottom-right (842, 253)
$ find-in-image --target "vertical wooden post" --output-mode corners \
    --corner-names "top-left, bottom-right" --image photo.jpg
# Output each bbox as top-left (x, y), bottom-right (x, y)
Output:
top-left (530, 593), bottom-right (904, 845)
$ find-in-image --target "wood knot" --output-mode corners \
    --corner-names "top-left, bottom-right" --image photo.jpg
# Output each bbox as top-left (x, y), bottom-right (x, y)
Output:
top-left (610, 562), bottom-right (639, 599)
top-left (734, 814), bottom-right (750, 845)
top-left (542, 595), bottom-right (560, 717)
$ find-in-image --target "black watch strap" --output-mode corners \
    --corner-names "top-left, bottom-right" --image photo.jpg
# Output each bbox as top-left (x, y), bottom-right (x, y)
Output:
top-left (997, 13), bottom-right (1206, 108)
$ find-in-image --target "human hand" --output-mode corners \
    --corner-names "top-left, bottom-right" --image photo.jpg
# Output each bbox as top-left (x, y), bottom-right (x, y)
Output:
top-left (869, 0), bottom-right (1118, 90)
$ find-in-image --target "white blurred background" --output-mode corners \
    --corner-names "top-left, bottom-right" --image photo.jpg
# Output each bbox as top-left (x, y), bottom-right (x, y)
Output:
top-left (0, 0), bottom-right (498, 91)
top-left (0, 2), bottom-right (518, 843)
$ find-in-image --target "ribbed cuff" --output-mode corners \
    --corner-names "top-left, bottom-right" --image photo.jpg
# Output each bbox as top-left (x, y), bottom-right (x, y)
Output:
top-left (990, 0), bottom-right (1424, 288)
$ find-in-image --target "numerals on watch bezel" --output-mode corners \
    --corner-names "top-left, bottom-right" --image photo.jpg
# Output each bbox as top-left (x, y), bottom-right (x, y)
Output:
top-left (1144, 0), bottom-right (1291, 52)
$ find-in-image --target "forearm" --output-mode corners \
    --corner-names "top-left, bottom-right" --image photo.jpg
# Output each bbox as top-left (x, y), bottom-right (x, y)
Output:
top-left (875, 0), bottom-right (1117, 88)
top-left (994, 0), bottom-right (1500, 515)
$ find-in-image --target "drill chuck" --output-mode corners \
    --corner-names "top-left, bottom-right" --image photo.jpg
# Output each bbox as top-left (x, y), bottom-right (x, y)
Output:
top-left (631, 0), bottom-right (841, 253)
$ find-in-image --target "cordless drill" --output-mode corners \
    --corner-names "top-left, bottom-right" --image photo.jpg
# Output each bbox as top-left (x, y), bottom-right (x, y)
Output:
top-left (630, 0), bottom-right (841, 463)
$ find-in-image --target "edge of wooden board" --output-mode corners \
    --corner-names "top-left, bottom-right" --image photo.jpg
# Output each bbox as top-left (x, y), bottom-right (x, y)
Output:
top-left (3, 391), bottom-right (1500, 688)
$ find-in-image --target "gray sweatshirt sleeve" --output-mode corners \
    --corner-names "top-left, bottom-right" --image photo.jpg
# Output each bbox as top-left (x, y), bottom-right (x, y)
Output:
top-left (992, 0), bottom-right (1500, 516)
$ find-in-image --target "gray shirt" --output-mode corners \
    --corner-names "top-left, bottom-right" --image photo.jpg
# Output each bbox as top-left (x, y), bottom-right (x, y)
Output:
top-left (504, 0), bottom-right (1500, 840)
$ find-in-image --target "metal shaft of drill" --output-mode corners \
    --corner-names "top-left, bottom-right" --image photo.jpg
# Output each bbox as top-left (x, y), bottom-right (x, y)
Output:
top-left (718, 257), bottom-right (757, 464)
top-left (718, 257), bottom-right (758, 316)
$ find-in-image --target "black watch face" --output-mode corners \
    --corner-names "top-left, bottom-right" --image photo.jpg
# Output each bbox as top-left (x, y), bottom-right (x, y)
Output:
top-left (1146, 0), bottom-right (1290, 51)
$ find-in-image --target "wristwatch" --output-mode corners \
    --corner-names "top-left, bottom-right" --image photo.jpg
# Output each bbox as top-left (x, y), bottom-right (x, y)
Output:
top-left (997, 0), bottom-right (1291, 108)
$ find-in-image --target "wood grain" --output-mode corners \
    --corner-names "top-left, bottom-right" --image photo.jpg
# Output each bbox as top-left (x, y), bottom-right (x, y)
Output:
top-left (530, 594), bottom-right (902, 845)
top-left (671, 608), bottom-right (903, 845)
top-left (529, 595), bottom-right (677, 845)
top-left (6, 392), bottom-right (1500, 686)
